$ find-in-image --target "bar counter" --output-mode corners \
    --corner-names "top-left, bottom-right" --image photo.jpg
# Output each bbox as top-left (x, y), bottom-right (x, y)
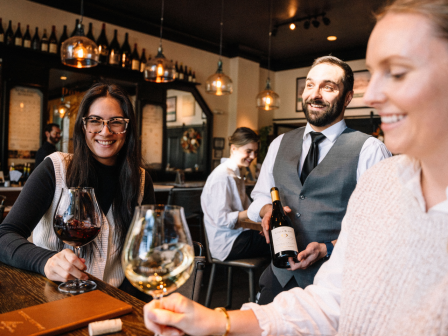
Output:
top-left (0, 261), bottom-right (150, 335)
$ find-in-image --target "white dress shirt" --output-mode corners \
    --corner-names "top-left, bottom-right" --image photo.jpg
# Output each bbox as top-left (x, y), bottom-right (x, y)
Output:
top-left (242, 155), bottom-right (448, 336)
top-left (248, 120), bottom-right (392, 222)
top-left (201, 158), bottom-right (250, 261)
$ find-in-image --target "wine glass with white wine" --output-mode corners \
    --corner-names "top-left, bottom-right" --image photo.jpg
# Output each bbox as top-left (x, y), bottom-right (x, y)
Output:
top-left (122, 205), bottom-right (194, 301)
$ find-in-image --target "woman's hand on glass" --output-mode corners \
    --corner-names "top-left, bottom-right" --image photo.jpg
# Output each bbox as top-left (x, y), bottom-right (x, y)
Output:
top-left (44, 249), bottom-right (88, 282)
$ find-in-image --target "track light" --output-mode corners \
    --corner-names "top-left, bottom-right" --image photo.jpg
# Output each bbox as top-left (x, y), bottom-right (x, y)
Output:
top-left (289, 23), bottom-right (296, 30)
top-left (323, 16), bottom-right (331, 25)
top-left (312, 19), bottom-right (320, 28)
top-left (304, 21), bottom-right (310, 29)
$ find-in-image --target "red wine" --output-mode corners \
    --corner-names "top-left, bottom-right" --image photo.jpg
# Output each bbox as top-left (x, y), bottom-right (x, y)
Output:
top-left (23, 25), bottom-right (31, 48)
top-left (48, 25), bottom-right (58, 54)
top-left (120, 32), bottom-right (131, 69)
top-left (54, 215), bottom-right (101, 247)
top-left (14, 22), bottom-right (22, 47)
top-left (96, 23), bottom-right (109, 64)
top-left (269, 187), bottom-right (298, 268)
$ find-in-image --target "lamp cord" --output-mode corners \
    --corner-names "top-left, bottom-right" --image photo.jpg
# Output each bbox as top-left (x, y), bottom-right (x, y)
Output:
top-left (80, 0), bottom-right (84, 25)
top-left (219, 0), bottom-right (224, 60)
top-left (159, 0), bottom-right (165, 48)
top-left (268, 0), bottom-right (273, 79)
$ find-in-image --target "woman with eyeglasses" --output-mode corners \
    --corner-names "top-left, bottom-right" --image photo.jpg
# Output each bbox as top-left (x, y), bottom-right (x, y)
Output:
top-left (0, 83), bottom-right (155, 297)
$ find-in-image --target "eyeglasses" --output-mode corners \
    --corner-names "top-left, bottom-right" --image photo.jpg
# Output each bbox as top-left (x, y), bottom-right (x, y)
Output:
top-left (82, 117), bottom-right (129, 134)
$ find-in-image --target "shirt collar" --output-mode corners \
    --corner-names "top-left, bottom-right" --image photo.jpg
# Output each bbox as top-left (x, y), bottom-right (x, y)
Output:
top-left (225, 158), bottom-right (241, 176)
top-left (303, 119), bottom-right (347, 143)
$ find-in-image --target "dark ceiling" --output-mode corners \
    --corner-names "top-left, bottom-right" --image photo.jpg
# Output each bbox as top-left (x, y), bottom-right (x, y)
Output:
top-left (30, 0), bottom-right (387, 71)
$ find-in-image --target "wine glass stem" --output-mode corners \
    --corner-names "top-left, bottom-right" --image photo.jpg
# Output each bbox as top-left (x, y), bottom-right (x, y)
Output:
top-left (75, 247), bottom-right (81, 286)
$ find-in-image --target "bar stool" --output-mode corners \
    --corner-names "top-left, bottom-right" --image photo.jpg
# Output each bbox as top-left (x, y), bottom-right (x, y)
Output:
top-left (203, 223), bottom-right (269, 308)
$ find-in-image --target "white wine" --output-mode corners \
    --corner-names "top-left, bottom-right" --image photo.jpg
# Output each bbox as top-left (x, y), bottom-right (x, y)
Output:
top-left (269, 187), bottom-right (298, 268)
top-left (124, 243), bottom-right (194, 298)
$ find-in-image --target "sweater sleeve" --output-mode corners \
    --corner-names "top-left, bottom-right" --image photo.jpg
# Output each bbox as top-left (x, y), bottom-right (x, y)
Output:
top-left (0, 158), bottom-right (58, 275)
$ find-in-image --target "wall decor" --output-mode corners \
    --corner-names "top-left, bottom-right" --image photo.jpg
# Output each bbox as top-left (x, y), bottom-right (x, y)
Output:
top-left (166, 96), bottom-right (177, 122)
top-left (212, 159), bottom-right (221, 170)
top-left (214, 149), bottom-right (223, 159)
top-left (213, 137), bottom-right (225, 150)
top-left (347, 70), bottom-right (371, 109)
top-left (180, 128), bottom-right (201, 153)
top-left (295, 77), bottom-right (306, 112)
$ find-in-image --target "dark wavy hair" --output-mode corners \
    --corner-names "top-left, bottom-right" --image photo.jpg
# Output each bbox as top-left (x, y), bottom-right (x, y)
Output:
top-left (64, 83), bottom-right (141, 258)
top-left (311, 56), bottom-right (354, 98)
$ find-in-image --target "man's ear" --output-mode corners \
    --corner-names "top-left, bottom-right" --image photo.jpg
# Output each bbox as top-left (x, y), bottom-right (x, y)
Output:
top-left (344, 90), bottom-right (354, 107)
top-left (45, 131), bottom-right (50, 138)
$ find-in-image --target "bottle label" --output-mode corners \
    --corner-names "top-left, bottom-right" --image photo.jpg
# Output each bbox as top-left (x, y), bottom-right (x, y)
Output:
top-left (179, 73), bottom-right (184, 80)
top-left (23, 40), bottom-right (31, 48)
top-left (132, 59), bottom-right (140, 71)
top-left (109, 52), bottom-right (120, 65)
top-left (49, 43), bottom-right (57, 53)
top-left (15, 38), bottom-right (22, 46)
top-left (41, 43), bottom-right (48, 52)
top-left (140, 62), bottom-right (145, 72)
top-left (272, 226), bottom-right (298, 254)
top-left (0, 34), bottom-right (4, 42)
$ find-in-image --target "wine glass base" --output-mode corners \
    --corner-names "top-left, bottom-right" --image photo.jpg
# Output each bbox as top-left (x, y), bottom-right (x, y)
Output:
top-left (58, 280), bottom-right (97, 294)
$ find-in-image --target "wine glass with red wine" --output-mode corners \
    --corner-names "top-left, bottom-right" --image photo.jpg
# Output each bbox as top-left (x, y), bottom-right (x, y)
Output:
top-left (53, 187), bottom-right (102, 294)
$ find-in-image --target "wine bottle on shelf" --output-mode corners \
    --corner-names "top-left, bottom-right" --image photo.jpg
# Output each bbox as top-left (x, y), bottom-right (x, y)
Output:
top-left (23, 25), bottom-right (31, 48)
top-left (188, 67), bottom-right (192, 82)
top-left (131, 43), bottom-right (140, 71)
top-left (0, 18), bottom-right (5, 43)
top-left (70, 19), bottom-right (79, 37)
top-left (268, 187), bottom-right (298, 268)
top-left (48, 25), bottom-right (58, 54)
top-left (31, 27), bottom-right (40, 50)
top-left (108, 29), bottom-right (120, 66)
top-left (14, 22), bottom-right (22, 47)
top-left (59, 25), bottom-right (68, 53)
top-left (41, 29), bottom-right (49, 52)
top-left (174, 61), bottom-right (179, 79)
top-left (5, 20), bottom-right (14, 45)
top-left (86, 22), bottom-right (94, 41)
top-left (178, 63), bottom-right (184, 80)
top-left (96, 23), bottom-right (109, 64)
top-left (192, 71), bottom-right (196, 83)
top-left (139, 48), bottom-right (147, 72)
top-left (120, 32), bottom-right (131, 69)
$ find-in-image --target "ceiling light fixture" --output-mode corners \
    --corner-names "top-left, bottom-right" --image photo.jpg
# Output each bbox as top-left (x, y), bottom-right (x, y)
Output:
top-left (144, 0), bottom-right (175, 82)
top-left (61, 0), bottom-right (99, 68)
top-left (206, 0), bottom-right (233, 95)
top-left (327, 36), bottom-right (337, 41)
top-left (312, 18), bottom-right (320, 28)
top-left (256, 0), bottom-right (280, 111)
top-left (289, 23), bottom-right (296, 30)
top-left (323, 16), bottom-right (331, 25)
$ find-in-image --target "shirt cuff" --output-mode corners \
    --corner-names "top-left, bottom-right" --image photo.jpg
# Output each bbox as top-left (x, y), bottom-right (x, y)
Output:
top-left (241, 302), bottom-right (281, 336)
top-left (247, 196), bottom-right (272, 222)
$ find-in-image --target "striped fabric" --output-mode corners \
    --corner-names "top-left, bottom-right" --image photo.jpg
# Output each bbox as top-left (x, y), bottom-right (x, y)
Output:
top-left (33, 152), bottom-right (145, 287)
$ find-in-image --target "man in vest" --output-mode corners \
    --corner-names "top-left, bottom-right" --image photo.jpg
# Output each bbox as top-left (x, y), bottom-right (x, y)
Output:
top-left (248, 56), bottom-right (391, 304)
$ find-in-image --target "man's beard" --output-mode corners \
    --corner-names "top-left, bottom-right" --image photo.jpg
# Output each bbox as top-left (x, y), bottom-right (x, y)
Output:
top-left (50, 135), bottom-right (60, 144)
top-left (303, 94), bottom-right (346, 127)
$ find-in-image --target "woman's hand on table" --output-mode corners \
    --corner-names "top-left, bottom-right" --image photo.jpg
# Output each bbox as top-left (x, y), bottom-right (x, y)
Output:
top-left (260, 205), bottom-right (291, 244)
top-left (44, 249), bottom-right (87, 282)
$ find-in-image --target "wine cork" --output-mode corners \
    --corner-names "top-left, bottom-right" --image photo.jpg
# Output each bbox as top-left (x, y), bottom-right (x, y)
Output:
top-left (88, 318), bottom-right (122, 336)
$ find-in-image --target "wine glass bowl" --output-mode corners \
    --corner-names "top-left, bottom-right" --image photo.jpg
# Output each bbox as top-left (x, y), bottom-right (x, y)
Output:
top-left (53, 187), bottom-right (102, 293)
top-left (122, 205), bottom-right (194, 300)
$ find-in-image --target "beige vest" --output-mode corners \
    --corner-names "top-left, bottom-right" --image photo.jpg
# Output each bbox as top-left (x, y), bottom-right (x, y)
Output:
top-left (33, 152), bottom-right (145, 287)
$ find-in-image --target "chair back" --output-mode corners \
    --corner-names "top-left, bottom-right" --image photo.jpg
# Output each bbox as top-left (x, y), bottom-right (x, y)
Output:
top-left (166, 187), bottom-right (203, 218)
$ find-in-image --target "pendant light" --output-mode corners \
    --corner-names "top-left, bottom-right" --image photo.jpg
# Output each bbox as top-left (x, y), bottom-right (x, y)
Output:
top-left (57, 81), bottom-right (69, 119)
top-left (256, 0), bottom-right (280, 110)
top-left (205, 0), bottom-right (233, 95)
top-left (144, 0), bottom-right (175, 82)
top-left (61, 0), bottom-right (99, 68)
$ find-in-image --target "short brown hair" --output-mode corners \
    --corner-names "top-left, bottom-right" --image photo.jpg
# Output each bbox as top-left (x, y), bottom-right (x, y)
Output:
top-left (228, 127), bottom-right (259, 147)
top-left (376, 0), bottom-right (448, 40)
top-left (310, 56), bottom-right (354, 97)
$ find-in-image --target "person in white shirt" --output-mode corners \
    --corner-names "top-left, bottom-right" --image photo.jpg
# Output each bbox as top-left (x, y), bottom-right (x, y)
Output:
top-left (142, 0), bottom-right (448, 334)
top-left (201, 127), bottom-right (270, 261)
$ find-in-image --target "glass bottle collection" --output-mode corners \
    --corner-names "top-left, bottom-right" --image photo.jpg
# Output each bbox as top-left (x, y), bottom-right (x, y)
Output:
top-left (0, 18), bottom-right (197, 81)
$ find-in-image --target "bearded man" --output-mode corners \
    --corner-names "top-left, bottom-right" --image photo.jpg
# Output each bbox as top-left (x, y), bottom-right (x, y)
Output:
top-left (248, 56), bottom-right (392, 304)
top-left (35, 123), bottom-right (61, 167)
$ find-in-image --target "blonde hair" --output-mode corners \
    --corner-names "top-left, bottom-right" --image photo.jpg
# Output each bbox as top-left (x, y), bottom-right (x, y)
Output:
top-left (377, 0), bottom-right (448, 39)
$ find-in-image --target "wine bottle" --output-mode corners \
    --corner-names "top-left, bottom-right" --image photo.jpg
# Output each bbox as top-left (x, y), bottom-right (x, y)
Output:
top-left (178, 63), bottom-right (184, 80)
top-left (31, 27), bottom-right (40, 50)
top-left (139, 48), bottom-right (147, 72)
top-left (192, 71), bottom-right (196, 83)
top-left (5, 20), bottom-right (14, 45)
top-left (0, 18), bottom-right (5, 43)
top-left (108, 29), bottom-right (120, 66)
top-left (131, 43), bottom-right (140, 71)
top-left (49, 25), bottom-right (58, 54)
top-left (269, 187), bottom-right (298, 268)
top-left (96, 23), bottom-right (109, 64)
top-left (86, 22), bottom-right (94, 40)
top-left (14, 22), bottom-right (22, 47)
top-left (23, 25), bottom-right (31, 48)
top-left (41, 29), bottom-right (49, 52)
top-left (59, 25), bottom-right (68, 53)
top-left (174, 61), bottom-right (179, 79)
top-left (70, 19), bottom-right (79, 37)
top-left (120, 32), bottom-right (131, 69)
top-left (188, 67), bottom-right (192, 82)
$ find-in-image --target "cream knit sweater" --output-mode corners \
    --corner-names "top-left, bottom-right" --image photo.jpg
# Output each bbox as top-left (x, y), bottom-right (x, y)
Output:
top-left (244, 155), bottom-right (448, 335)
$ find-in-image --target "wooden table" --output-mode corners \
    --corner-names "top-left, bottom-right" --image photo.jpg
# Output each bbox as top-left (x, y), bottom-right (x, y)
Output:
top-left (0, 262), bottom-right (150, 335)
top-left (240, 219), bottom-right (262, 231)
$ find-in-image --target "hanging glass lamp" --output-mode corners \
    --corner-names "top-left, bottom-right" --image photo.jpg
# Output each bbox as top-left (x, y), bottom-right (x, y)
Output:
top-left (57, 97), bottom-right (69, 119)
top-left (60, 0), bottom-right (99, 68)
top-left (256, 78), bottom-right (280, 110)
top-left (206, 60), bottom-right (233, 95)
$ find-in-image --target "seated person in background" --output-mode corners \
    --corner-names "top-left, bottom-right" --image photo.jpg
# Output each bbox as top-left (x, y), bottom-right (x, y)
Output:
top-left (201, 127), bottom-right (270, 261)
top-left (0, 83), bottom-right (155, 299)
top-left (143, 0), bottom-right (448, 334)
top-left (35, 123), bottom-right (61, 167)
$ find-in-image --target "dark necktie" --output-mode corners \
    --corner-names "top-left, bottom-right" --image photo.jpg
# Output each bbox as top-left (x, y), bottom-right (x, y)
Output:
top-left (300, 132), bottom-right (326, 184)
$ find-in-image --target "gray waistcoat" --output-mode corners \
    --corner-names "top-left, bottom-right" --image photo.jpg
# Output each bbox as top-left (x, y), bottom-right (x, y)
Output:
top-left (272, 126), bottom-right (370, 287)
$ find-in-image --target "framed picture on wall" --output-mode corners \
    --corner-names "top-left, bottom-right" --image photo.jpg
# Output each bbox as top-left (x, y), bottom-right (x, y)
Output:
top-left (214, 149), bottom-right (223, 159)
top-left (295, 77), bottom-right (306, 112)
top-left (166, 96), bottom-right (177, 122)
top-left (347, 70), bottom-right (371, 109)
top-left (213, 137), bottom-right (225, 150)
top-left (213, 159), bottom-right (221, 170)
